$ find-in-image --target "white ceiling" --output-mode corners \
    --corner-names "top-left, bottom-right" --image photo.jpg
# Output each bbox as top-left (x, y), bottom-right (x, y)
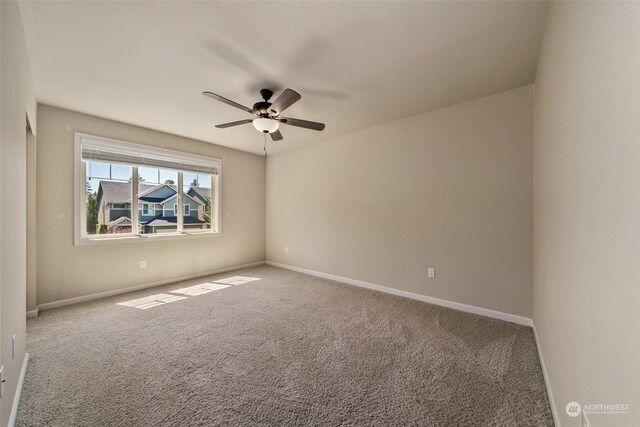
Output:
top-left (19, 1), bottom-right (550, 155)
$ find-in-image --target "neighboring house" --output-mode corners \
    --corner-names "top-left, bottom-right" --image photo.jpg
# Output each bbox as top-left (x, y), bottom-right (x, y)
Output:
top-left (95, 181), bottom-right (209, 233)
top-left (187, 186), bottom-right (210, 204)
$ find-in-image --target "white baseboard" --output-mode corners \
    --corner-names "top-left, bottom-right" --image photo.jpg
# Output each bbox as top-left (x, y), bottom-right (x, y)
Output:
top-left (38, 261), bottom-right (266, 311)
top-left (266, 261), bottom-right (534, 327)
top-left (26, 307), bottom-right (38, 319)
top-left (533, 321), bottom-right (560, 426)
top-left (8, 352), bottom-right (29, 427)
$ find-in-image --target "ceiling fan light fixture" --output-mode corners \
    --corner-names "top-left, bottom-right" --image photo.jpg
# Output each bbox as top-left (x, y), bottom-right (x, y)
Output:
top-left (253, 117), bottom-right (279, 134)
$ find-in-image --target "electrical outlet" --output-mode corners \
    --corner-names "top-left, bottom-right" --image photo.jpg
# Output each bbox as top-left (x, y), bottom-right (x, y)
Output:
top-left (139, 260), bottom-right (147, 269)
top-left (284, 246), bottom-right (288, 254)
top-left (427, 268), bottom-right (435, 278)
top-left (12, 334), bottom-right (16, 359)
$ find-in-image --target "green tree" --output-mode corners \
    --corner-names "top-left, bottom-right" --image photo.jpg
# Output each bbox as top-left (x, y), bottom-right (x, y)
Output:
top-left (86, 182), bottom-right (99, 233)
top-left (202, 196), bottom-right (212, 229)
top-left (164, 179), bottom-right (175, 185)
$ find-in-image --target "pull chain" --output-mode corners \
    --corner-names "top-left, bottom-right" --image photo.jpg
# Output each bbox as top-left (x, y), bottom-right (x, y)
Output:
top-left (263, 133), bottom-right (268, 157)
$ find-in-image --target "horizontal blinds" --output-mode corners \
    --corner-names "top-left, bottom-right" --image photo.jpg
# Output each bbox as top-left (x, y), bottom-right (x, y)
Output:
top-left (81, 144), bottom-right (219, 175)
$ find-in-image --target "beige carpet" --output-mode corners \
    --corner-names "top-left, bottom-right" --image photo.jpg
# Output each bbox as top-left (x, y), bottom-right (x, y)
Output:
top-left (17, 265), bottom-right (553, 426)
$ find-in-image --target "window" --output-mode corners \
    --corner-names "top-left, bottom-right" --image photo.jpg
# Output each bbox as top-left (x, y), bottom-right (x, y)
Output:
top-left (76, 133), bottom-right (220, 243)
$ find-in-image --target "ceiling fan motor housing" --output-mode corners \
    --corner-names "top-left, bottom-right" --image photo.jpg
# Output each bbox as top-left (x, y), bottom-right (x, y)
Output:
top-left (252, 101), bottom-right (272, 117)
top-left (253, 88), bottom-right (275, 116)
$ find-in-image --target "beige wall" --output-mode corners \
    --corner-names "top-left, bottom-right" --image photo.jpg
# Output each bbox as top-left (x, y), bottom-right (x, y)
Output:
top-left (0, 1), bottom-right (37, 423)
top-left (36, 105), bottom-right (265, 305)
top-left (267, 85), bottom-right (533, 317)
top-left (533, 2), bottom-right (640, 426)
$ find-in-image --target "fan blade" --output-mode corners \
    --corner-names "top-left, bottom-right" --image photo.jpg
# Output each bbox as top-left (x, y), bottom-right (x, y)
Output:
top-left (203, 91), bottom-right (255, 114)
top-left (277, 117), bottom-right (325, 131)
top-left (215, 119), bottom-right (253, 128)
top-left (268, 88), bottom-right (301, 117)
top-left (270, 130), bottom-right (283, 141)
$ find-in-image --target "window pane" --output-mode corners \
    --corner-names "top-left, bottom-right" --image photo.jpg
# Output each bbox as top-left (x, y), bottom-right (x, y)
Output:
top-left (139, 169), bottom-right (178, 234)
top-left (184, 174), bottom-right (213, 232)
top-left (159, 169), bottom-right (176, 185)
top-left (111, 164), bottom-right (133, 181)
top-left (85, 161), bottom-right (133, 236)
top-left (86, 161), bottom-right (110, 179)
top-left (182, 172), bottom-right (197, 190)
top-left (86, 161), bottom-right (111, 195)
top-left (138, 167), bottom-right (161, 184)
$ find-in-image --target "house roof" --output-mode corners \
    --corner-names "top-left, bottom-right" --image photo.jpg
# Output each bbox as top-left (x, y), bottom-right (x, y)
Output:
top-left (107, 216), bottom-right (132, 227)
top-left (159, 192), bottom-right (204, 206)
top-left (98, 181), bottom-right (156, 204)
top-left (138, 183), bottom-right (176, 198)
top-left (139, 196), bottom-right (169, 203)
top-left (187, 187), bottom-right (211, 203)
top-left (143, 215), bottom-right (205, 227)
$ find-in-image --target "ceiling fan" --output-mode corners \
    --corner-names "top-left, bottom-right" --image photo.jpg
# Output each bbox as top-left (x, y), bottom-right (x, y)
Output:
top-left (202, 88), bottom-right (325, 141)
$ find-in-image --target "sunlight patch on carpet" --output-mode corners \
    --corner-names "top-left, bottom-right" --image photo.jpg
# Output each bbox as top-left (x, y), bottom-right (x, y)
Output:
top-left (214, 276), bottom-right (262, 286)
top-left (116, 293), bottom-right (187, 310)
top-left (171, 282), bottom-right (231, 296)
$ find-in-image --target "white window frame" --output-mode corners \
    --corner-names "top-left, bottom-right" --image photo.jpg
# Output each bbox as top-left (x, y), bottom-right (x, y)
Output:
top-left (184, 204), bottom-right (190, 216)
top-left (75, 133), bottom-right (221, 245)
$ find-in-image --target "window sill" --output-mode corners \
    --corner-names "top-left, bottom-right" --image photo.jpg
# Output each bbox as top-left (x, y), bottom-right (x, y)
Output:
top-left (75, 231), bottom-right (220, 246)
